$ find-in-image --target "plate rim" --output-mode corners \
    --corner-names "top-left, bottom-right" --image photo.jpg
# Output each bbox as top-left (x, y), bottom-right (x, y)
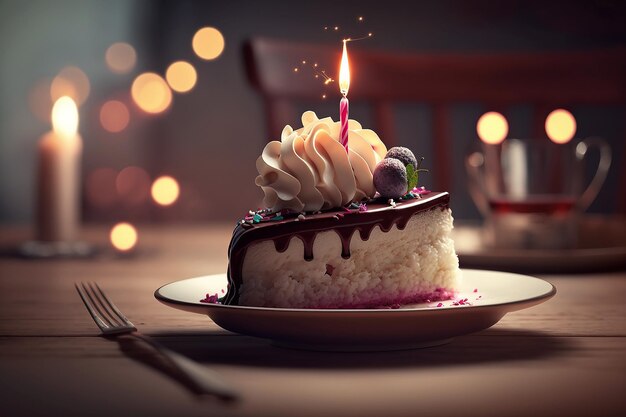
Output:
top-left (154, 269), bottom-right (557, 314)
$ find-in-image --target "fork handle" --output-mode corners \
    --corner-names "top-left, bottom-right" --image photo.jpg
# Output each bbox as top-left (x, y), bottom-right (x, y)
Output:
top-left (131, 332), bottom-right (238, 401)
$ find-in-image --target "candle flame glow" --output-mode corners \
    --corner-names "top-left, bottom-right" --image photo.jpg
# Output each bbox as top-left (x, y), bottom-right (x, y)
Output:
top-left (52, 96), bottom-right (78, 138)
top-left (339, 40), bottom-right (350, 96)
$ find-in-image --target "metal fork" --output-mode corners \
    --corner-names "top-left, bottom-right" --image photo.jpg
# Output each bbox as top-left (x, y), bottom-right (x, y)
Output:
top-left (75, 282), bottom-right (238, 400)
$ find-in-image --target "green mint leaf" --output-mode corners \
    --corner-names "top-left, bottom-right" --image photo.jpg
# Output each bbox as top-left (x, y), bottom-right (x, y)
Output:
top-left (406, 164), bottom-right (418, 192)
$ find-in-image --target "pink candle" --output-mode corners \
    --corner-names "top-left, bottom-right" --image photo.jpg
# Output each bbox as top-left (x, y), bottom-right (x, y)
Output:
top-left (340, 96), bottom-right (349, 151)
top-left (339, 40), bottom-right (350, 152)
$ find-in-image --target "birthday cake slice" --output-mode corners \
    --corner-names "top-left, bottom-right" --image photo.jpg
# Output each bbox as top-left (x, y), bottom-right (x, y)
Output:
top-left (223, 111), bottom-right (459, 308)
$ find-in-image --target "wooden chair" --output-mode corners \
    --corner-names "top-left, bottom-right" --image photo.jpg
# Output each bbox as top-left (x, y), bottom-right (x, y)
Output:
top-left (243, 37), bottom-right (626, 210)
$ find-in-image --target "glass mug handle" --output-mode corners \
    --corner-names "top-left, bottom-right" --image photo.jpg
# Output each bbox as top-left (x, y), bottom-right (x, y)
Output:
top-left (575, 137), bottom-right (612, 212)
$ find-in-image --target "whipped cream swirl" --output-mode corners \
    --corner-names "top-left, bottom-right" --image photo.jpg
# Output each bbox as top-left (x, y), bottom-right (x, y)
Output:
top-left (255, 111), bottom-right (388, 212)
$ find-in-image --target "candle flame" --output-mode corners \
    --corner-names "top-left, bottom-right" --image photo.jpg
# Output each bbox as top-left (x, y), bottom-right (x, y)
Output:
top-left (52, 96), bottom-right (78, 138)
top-left (339, 40), bottom-right (350, 96)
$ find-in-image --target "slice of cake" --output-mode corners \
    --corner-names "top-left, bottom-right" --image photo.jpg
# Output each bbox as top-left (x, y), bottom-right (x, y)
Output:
top-left (223, 112), bottom-right (459, 308)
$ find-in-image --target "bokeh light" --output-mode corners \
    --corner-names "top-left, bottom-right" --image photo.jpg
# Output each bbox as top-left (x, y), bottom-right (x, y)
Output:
top-left (116, 166), bottom-right (150, 206)
top-left (476, 111), bottom-right (508, 145)
top-left (50, 66), bottom-right (90, 106)
top-left (100, 100), bottom-right (130, 133)
top-left (105, 42), bottom-right (137, 74)
top-left (110, 222), bottom-right (138, 252)
top-left (86, 168), bottom-right (118, 208)
top-left (151, 176), bottom-right (180, 206)
top-left (131, 72), bottom-right (172, 114)
top-left (192, 27), bottom-right (225, 60)
top-left (165, 61), bottom-right (197, 93)
top-left (545, 109), bottom-right (576, 144)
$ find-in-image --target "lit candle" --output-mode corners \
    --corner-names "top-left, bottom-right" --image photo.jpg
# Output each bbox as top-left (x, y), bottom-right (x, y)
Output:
top-left (339, 39), bottom-right (350, 152)
top-left (36, 96), bottom-right (82, 242)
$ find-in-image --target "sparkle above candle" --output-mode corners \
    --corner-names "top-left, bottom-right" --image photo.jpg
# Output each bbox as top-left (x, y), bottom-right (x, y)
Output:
top-left (339, 40), bottom-right (350, 152)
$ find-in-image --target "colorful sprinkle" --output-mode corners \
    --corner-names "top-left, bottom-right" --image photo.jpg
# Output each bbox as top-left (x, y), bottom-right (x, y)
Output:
top-left (412, 186), bottom-right (431, 195)
top-left (199, 293), bottom-right (221, 304)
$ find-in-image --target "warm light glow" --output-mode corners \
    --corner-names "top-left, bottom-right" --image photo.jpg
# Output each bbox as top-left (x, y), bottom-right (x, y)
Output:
top-left (116, 166), bottom-right (150, 206)
top-left (51, 96), bottom-right (78, 138)
top-left (131, 73), bottom-right (172, 114)
top-left (339, 40), bottom-right (350, 96)
top-left (165, 61), bottom-right (197, 93)
top-left (50, 66), bottom-right (90, 106)
top-left (545, 109), bottom-right (576, 144)
top-left (476, 111), bottom-right (508, 144)
top-left (105, 42), bottom-right (137, 74)
top-left (100, 100), bottom-right (130, 133)
top-left (192, 27), bottom-right (225, 60)
top-left (151, 176), bottom-right (180, 206)
top-left (110, 222), bottom-right (138, 252)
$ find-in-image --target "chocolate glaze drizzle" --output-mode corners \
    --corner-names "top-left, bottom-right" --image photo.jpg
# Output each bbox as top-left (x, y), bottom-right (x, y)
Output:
top-left (224, 192), bottom-right (450, 305)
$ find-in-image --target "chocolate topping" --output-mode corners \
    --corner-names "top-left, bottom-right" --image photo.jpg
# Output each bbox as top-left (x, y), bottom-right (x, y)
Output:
top-left (224, 192), bottom-right (450, 305)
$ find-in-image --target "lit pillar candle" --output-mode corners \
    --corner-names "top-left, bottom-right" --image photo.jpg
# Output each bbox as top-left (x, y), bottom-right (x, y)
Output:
top-left (36, 96), bottom-right (82, 242)
top-left (339, 39), bottom-right (350, 152)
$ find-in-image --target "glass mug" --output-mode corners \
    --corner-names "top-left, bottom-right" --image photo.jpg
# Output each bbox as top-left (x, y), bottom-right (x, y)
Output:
top-left (465, 137), bottom-right (612, 249)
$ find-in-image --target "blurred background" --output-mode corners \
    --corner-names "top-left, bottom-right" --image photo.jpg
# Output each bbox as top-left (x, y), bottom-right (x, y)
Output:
top-left (1, 0), bottom-right (625, 231)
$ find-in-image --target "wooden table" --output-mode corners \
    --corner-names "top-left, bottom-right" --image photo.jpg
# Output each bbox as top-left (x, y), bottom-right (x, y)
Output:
top-left (1, 225), bottom-right (624, 417)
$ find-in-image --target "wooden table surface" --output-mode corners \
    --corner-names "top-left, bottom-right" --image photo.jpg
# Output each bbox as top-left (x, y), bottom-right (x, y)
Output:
top-left (1, 224), bottom-right (624, 417)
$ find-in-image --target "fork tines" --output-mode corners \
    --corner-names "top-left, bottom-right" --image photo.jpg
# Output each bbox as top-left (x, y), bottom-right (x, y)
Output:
top-left (75, 282), bottom-right (136, 335)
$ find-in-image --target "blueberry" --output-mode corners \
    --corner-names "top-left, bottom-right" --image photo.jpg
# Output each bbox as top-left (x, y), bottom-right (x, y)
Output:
top-left (373, 158), bottom-right (407, 198)
top-left (385, 147), bottom-right (418, 170)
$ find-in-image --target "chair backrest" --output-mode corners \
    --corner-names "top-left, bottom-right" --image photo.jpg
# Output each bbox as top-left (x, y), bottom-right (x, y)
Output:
top-left (244, 37), bottom-right (626, 208)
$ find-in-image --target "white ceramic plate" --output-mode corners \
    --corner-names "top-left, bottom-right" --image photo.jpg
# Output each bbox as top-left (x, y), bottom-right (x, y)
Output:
top-left (155, 269), bottom-right (555, 351)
